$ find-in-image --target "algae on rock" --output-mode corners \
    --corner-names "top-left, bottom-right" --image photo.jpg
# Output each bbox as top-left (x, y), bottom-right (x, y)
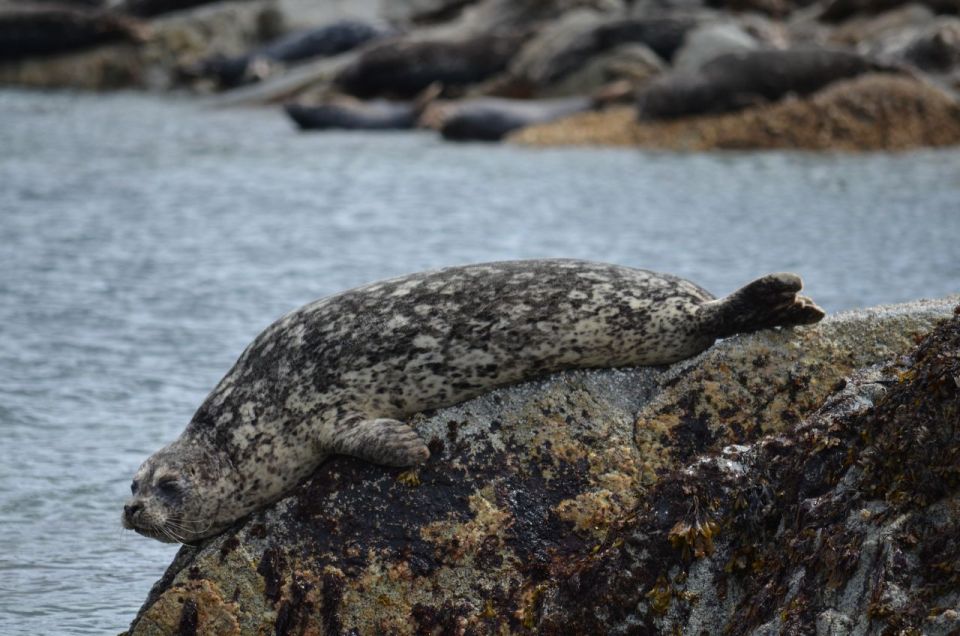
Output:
top-left (124, 297), bottom-right (958, 635)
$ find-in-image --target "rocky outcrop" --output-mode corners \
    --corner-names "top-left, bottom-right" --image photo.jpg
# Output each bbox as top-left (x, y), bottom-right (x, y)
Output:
top-left (0, 4), bottom-right (146, 60)
top-left (514, 74), bottom-right (960, 150)
top-left (333, 31), bottom-right (525, 98)
top-left (2, 0), bottom-right (959, 151)
top-left (0, 0), bottom-right (279, 89)
top-left (636, 48), bottom-right (901, 120)
top-left (123, 297), bottom-right (958, 635)
top-left (671, 22), bottom-right (761, 72)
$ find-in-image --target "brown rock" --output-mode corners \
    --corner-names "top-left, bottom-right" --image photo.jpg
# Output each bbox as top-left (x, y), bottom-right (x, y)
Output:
top-left (124, 297), bottom-right (958, 635)
top-left (0, 0), bottom-right (277, 89)
top-left (513, 74), bottom-right (960, 150)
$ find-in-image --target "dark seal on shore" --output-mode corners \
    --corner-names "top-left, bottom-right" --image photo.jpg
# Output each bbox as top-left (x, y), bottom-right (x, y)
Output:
top-left (0, 4), bottom-right (145, 60)
top-left (122, 260), bottom-right (823, 544)
top-left (188, 20), bottom-right (391, 89)
top-left (334, 32), bottom-right (525, 98)
top-left (284, 100), bottom-right (419, 130)
top-left (440, 96), bottom-right (593, 141)
top-left (637, 48), bottom-right (902, 119)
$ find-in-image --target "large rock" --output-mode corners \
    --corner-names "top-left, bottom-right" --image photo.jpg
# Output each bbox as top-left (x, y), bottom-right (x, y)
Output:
top-left (636, 48), bottom-right (898, 120)
top-left (380, 0), bottom-right (482, 25)
top-left (671, 22), bottom-right (761, 73)
top-left (513, 74), bottom-right (960, 150)
top-left (0, 0), bottom-right (279, 89)
top-left (124, 297), bottom-right (958, 635)
top-left (424, 0), bottom-right (627, 40)
top-left (827, 3), bottom-right (937, 49)
top-left (333, 31), bottom-right (525, 98)
top-left (536, 43), bottom-right (665, 97)
top-left (0, 3), bottom-right (146, 61)
top-left (890, 16), bottom-right (960, 71)
top-left (510, 13), bottom-right (696, 84)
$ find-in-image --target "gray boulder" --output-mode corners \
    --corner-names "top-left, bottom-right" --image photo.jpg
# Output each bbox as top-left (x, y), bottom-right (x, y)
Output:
top-left (123, 297), bottom-right (960, 635)
top-left (672, 22), bottom-right (761, 72)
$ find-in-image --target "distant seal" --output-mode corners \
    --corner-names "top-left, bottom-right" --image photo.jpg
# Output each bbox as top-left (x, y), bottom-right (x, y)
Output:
top-left (0, 5), bottom-right (145, 60)
top-left (284, 100), bottom-right (419, 131)
top-left (439, 96), bottom-right (593, 142)
top-left (122, 260), bottom-right (823, 543)
top-left (187, 20), bottom-right (391, 89)
top-left (334, 32), bottom-right (525, 98)
top-left (636, 48), bottom-right (901, 119)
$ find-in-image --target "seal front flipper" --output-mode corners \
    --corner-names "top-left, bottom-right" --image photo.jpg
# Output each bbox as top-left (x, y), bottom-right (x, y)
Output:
top-left (326, 416), bottom-right (431, 467)
top-left (698, 272), bottom-right (826, 339)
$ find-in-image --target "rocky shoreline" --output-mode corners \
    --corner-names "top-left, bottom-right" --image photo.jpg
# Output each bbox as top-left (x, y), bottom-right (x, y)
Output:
top-left (120, 295), bottom-right (960, 635)
top-left (3, 0), bottom-right (960, 149)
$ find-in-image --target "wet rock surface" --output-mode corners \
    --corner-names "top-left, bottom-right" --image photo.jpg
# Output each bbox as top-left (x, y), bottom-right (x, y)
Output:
top-left (123, 296), bottom-right (959, 635)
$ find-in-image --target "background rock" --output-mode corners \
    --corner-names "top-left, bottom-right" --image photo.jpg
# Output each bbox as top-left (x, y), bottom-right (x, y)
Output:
top-left (538, 43), bottom-right (665, 97)
top-left (0, 0), bottom-right (278, 89)
top-left (124, 297), bottom-right (957, 635)
top-left (671, 22), bottom-right (762, 72)
top-left (513, 74), bottom-right (960, 150)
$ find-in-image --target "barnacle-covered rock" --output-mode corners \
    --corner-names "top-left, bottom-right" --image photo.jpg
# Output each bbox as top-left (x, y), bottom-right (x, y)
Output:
top-left (124, 296), bottom-right (957, 635)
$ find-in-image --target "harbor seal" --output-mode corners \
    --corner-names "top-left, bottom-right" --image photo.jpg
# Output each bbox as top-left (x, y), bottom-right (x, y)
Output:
top-left (636, 47), bottom-right (902, 120)
top-left (334, 32), bottom-right (526, 98)
top-left (284, 100), bottom-right (420, 131)
top-left (122, 260), bottom-right (824, 544)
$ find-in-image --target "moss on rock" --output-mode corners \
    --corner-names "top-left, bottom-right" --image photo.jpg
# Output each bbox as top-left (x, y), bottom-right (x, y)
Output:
top-left (125, 297), bottom-right (958, 635)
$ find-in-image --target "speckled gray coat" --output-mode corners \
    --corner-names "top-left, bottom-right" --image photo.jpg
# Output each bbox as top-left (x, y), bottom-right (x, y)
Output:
top-left (125, 259), bottom-right (822, 542)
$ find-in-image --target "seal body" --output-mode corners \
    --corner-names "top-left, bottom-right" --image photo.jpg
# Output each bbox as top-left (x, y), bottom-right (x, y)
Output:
top-left (636, 48), bottom-right (897, 119)
top-left (190, 21), bottom-right (390, 88)
top-left (123, 259), bottom-right (823, 543)
top-left (440, 97), bottom-right (592, 142)
top-left (284, 100), bottom-right (418, 131)
top-left (334, 33), bottom-right (524, 98)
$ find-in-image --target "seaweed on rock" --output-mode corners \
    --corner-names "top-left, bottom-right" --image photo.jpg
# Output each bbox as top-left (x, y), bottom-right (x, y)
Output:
top-left (124, 299), bottom-right (960, 635)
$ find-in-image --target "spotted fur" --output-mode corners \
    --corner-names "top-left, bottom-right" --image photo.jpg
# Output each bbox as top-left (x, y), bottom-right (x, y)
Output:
top-left (123, 259), bottom-right (823, 543)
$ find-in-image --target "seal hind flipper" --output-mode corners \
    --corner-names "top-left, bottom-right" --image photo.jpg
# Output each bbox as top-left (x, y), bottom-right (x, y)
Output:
top-left (327, 417), bottom-right (431, 467)
top-left (698, 273), bottom-right (825, 339)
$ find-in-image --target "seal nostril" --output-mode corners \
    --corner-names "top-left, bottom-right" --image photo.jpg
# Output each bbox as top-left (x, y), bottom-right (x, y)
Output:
top-left (124, 503), bottom-right (143, 520)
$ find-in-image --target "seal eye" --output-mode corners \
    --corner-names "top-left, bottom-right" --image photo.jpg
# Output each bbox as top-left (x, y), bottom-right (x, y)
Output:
top-left (157, 479), bottom-right (181, 497)
top-left (130, 481), bottom-right (139, 495)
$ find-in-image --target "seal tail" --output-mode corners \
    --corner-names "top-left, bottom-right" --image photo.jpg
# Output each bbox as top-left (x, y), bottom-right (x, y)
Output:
top-left (697, 273), bottom-right (825, 339)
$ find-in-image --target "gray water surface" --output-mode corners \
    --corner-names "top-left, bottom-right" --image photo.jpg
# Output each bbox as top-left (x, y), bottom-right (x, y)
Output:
top-left (0, 89), bottom-right (958, 634)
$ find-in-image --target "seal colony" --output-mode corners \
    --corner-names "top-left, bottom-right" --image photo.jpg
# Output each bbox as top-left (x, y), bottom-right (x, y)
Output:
top-left (122, 259), bottom-right (824, 543)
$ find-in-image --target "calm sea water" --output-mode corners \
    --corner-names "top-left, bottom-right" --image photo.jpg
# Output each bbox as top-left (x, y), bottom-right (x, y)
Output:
top-left (0, 89), bottom-right (958, 634)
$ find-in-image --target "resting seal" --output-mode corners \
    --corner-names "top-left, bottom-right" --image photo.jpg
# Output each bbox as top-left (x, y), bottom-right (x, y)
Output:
top-left (334, 32), bottom-right (525, 98)
top-left (187, 21), bottom-right (390, 89)
top-left (439, 97), bottom-right (593, 142)
top-left (636, 47), bottom-right (902, 119)
top-left (122, 260), bottom-right (823, 543)
top-left (284, 100), bottom-right (420, 131)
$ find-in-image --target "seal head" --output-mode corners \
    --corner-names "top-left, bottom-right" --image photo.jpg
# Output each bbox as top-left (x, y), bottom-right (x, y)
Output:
top-left (122, 441), bottom-right (230, 543)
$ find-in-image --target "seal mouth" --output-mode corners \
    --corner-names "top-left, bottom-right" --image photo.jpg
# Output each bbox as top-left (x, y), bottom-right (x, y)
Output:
top-left (131, 524), bottom-right (181, 544)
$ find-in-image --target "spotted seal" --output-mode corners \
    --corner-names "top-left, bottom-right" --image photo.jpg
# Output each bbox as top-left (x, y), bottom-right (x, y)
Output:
top-left (122, 259), bottom-right (824, 543)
